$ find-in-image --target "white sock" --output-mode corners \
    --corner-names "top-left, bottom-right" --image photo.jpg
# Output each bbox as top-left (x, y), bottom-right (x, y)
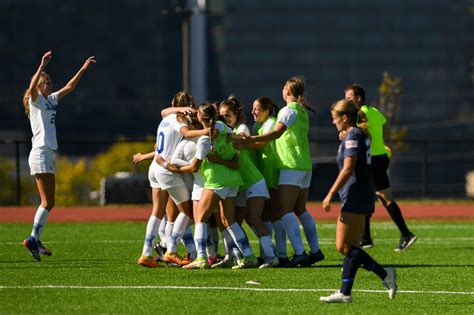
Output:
top-left (272, 220), bottom-right (287, 258)
top-left (31, 206), bottom-right (49, 241)
top-left (142, 215), bottom-right (161, 256)
top-left (227, 223), bottom-right (253, 257)
top-left (260, 235), bottom-right (276, 258)
top-left (282, 213), bottom-right (305, 255)
top-left (181, 224), bottom-right (196, 259)
top-left (158, 216), bottom-right (167, 247)
top-left (299, 210), bottom-right (321, 253)
top-left (194, 222), bottom-right (208, 259)
top-left (169, 213), bottom-right (190, 253)
top-left (165, 221), bottom-right (174, 251)
top-left (221, 228), bottom-right (235, 257)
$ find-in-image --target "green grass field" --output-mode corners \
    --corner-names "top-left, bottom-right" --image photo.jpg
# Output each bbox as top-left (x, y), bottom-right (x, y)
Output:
top-left (1, 221), bottom-right (473, 314)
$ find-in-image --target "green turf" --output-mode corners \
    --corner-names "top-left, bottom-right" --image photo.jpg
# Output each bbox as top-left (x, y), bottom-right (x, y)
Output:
top-left (0, 221), bottom-right (473, 314)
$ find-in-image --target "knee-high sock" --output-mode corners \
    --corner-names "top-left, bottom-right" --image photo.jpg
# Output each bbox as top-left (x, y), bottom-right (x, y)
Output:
top-left (158, 216), bottom-right (167, 247)
top-left (169, 213), bottom-right (190, 253)
top-left (181, 224), bottom-right (196, 259)
top-left (298, 210), bottom-right (320, 253)
top-left (348, 247), bottom-right (387, 280)
top-left (221, 228), bottom-right (237, 258)
top-left (31, 207), bottom-right (49, 241)
top-left (260, 235), bottom-right (276, 259)
top-left (227, 223), bottom-right (253, 257)
top-left (142, 215), bottom-right (161, 256)
top-left (385, 202), bottom-right (410, 237)
top-left (194, 222), bottom-right (208, 259)
top-left (206, 226), bottom-right (219, 257)
top-left (272, 220), bottom-right (287, 258)
top-left (164, 221), bottom-right (174, 251)
top-left (362, 215), bottom-right (371, 240)
top-left (340, 256), bottom-right (359, 295)
top-left (281, 213), bottom-right (305, 255)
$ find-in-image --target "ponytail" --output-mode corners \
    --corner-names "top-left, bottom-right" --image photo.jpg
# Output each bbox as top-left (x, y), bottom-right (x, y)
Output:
top-left (22, 89), bottom-right (30, 117)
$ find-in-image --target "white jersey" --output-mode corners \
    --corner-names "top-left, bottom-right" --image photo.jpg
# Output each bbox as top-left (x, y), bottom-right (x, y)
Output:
top-left (155, 113), bottom-right (186, 175)
top-left (29, 92), bottom-right (59, 150)
top-left (171, 137), bottom-right (204, 190)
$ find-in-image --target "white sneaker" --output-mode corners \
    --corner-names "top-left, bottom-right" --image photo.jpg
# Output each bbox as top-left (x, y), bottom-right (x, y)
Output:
top-left (320, 291), bottom-right (352, 303)
top-left (382, 267), bottom-right (397, 299)
top-left (259, 256), bottom-right (280, 269)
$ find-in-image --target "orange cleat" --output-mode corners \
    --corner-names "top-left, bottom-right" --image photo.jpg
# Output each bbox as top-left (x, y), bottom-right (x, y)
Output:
top-left (137, 255), bottom-right (162, 268)
top-left (162, 252), bottom-right (192, 266)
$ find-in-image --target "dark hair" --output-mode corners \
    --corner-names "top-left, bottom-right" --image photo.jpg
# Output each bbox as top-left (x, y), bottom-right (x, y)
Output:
top-left (219, 95), bottom-right (246, 124)
top-left (345, 84), bottom-right (366, 104)
top-left (285, 76), bottom-right (317, 115)
top-left (255, 97), bottom-right (279, 115)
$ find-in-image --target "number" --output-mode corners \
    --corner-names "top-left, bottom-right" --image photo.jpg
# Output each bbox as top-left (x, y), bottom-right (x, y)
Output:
top-left (156, 131), bottom-right (165, 154)
top-left (50, 113), bottom-right (56, 124)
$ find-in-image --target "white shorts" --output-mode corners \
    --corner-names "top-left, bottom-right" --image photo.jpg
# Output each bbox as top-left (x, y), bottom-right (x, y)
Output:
top-left (279, 169), bottom-right (312, 189)
top-left (192, 183), bottom-right (203, 201)
top-left (166, 184), bottom-right (190, 205)
top-left (28, 146), bottom-right (56, 175)
top-left (211, 186), bottom-right (239, 200)
top-left (236, 179), bottom-right (270, 207)
top-left (148, 162), bottom-right (162, 189)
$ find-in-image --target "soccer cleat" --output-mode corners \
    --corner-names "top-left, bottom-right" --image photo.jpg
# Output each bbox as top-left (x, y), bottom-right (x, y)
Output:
top-left (37, 240), bottom-right (52, 256)
top-left (300, 250), bottom-right (325, 267)
top-left (394, 233), bottom-right (417, 251)
top-left (183, 257), bottom-right (209, 269)
top-left (284, 252), bottom-right (309, 268)
top-left (207, 255), bottom-right (218, 266)
top-left (359, 238), bottom-right (374, 249)
top-left (23, 236), bottom-right (41, 261)
top-left (382, 267), bottom-right (397, 299)
top-left (320, 291), bottom-right (352, 303)
top-left (232, 255), bottom-right (259, 269)
top-left (211, 256), bottom-right (234, 269)
top-left (277, 256), bottom-right (290, 267)
top-left (138, 255), bottom-right (162, 268)
top-left (162, 252), bottom-right (192, 266)
top-left (259, 256), bottom-right (280, 269)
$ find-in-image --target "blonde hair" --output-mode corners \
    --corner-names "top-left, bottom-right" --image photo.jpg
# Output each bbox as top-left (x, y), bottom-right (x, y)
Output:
top-left (176, 111), bottom-right (202, 130)
top-left (285, 76), bottom-right (317, 115)
top-left (22, 72), bottom-right (49, 117)
top-left (198, 103), bottom-right (218, 151)
top-left (171, 91), bottom-right (195, 108)
top-left (331, 99), bottom-right (369, 135)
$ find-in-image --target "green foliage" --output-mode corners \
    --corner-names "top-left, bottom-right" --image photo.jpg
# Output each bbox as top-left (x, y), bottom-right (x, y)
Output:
top-left (55, 157), bottom-right (93, 206)
top-left (378, 71), bottom-right (408, 154)
top-left (88, 139), bottom-right (153, 190)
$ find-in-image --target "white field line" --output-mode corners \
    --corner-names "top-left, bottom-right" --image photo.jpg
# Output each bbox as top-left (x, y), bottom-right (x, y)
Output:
top-left (0, 285), bottom-right (472, 295)
top-left (2, 237), bottom-right (474, 246)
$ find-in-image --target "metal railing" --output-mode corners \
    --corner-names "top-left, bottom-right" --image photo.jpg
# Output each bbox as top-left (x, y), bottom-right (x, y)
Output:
top-left (1, 137), bottom-right (474, 205)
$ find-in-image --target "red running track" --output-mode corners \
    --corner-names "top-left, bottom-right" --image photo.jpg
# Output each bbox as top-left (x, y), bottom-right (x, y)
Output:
top-left (0, 203), bottom-right (472, 223)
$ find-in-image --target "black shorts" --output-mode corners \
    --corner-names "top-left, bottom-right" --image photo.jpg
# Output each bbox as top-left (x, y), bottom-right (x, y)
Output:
top-left (371, 154), bottom-right (391, 191)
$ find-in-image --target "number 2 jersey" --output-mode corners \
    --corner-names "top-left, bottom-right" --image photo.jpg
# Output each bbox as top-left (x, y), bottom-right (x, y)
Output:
top-left (29, 92), bottom-right (59, 150)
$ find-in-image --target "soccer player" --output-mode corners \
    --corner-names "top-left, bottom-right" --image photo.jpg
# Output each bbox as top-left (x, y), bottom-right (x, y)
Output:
top-left (22, 51), bottom-right (95, 261)
top-left (237, 76), bottom-right (324, 267)
top-left (344, 84), bottom-right (417, 251)
top-left (161, 103), bottom-right (257, 269)
top-left (218, 96), bottom-right (278, 268)
top-left (320, 99), bottom-right (397, 303)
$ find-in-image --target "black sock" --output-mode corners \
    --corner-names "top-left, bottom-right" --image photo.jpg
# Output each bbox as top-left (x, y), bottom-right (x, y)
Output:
top-left (362, 215), bottom-right (371, 240)
top-left (385, 202), bottom-right (410, 237)
top-left (348, 247), bottom-right (387, 280)
top-left (340, 256), bottom-right (359, 295)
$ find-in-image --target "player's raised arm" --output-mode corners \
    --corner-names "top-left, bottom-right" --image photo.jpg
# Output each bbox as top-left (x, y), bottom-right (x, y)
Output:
top-left (57, 56), bottom-right (96, 100)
